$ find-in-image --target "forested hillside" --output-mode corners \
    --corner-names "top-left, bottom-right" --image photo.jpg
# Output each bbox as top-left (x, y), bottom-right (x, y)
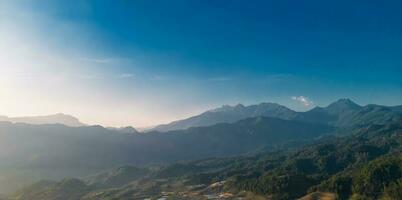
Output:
top-left (0, 116), bottom-right (332, 194)
top-left (14, 121), bottom-right (402, 200)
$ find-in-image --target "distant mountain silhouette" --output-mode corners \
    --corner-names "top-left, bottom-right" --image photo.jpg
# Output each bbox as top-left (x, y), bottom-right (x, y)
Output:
top-left (323, 98), bottom-right (362, 114)
top-left (390, 105), bottom-right (402, 113)
top-left (0, 117), bottom-right (333, 193)
top-left (152, 102), bottom-right (297, 132)
top-left (0, 113), bottom-right (85, 127)
top-left (298, 99), bottom-right (402, 127)
top-left (1, 99), bottom-right (401, 194)
top-left (151, 99), bottom-right (401, 132)
top-left (106, 126), bottom-right (138, 134)
top-left (15, 120), bottom-right (402, 200)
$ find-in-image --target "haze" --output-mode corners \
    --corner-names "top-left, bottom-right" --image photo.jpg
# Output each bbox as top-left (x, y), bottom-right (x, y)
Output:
top-left (1, 1), bottom-right (402, 127)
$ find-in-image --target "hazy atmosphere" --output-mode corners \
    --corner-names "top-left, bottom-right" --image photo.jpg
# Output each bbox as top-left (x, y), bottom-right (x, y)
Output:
top-left (1, 1), bottom-right (402, 200)
top-left (1, 0), bottom-right (402, 127)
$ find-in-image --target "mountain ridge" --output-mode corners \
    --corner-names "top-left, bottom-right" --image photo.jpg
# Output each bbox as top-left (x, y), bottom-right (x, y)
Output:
top-left (152, 99), bottom-right (402, 132)
top-left (0, 116), bottom-right (334, 194)
top-left (15, 120), bottom-right (402, 200)
top-left (152, 102), bottom-right (298, 132)
top-left (0, 113), bottom-right (86, 127)
top-left (1, 99), bottom-right (401, 195)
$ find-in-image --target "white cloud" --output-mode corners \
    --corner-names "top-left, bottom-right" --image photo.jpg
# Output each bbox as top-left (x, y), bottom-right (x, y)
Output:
top-left (291, 96), bottom-right (314, 107)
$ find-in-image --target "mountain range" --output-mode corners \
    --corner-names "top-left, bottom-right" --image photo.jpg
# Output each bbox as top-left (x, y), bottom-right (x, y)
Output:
top-left (0, 113), bottom-right (85, 127)
top-left (151, 102), bottom-right (298, 132)
top-left (1, 99), bottom-right (401, 199)
top-left (14, 118), bottom-right (402, 200)
top-left (1, 99), bottom-right (400, 133)
top-left (0, 117), bottom-right (332, 194)
top-left (152, 99), bottom-right (402, 131)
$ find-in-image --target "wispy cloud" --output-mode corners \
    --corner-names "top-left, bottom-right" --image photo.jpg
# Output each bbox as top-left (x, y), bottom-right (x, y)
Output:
top-left (119, 73), bottom-right (135, 79)
top-left (291, 96), bottom-right (314, 107)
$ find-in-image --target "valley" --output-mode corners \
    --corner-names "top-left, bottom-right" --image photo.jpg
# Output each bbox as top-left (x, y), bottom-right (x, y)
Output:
top-left (1, 100), bottom-right (401, 199)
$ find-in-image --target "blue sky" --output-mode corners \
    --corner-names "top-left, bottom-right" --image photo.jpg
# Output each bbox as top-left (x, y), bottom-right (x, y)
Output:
top-left (1, 0), bottom-right (402, 127)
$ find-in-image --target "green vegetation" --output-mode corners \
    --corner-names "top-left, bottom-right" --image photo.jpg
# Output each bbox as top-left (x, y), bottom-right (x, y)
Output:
top-left (0, 116), bottom-right (333, 193)
top-left (13, 120), bottom-right (402, 200)
top-left (5, 100), bottom-right (402, 199)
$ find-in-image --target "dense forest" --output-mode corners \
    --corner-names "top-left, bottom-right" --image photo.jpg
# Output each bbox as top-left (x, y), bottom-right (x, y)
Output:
top-left (13, 121), bottom-right (402, 200)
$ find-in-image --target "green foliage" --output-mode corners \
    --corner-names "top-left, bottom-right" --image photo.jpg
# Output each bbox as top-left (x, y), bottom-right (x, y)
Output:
top-left (233, 122), bottom-right (402, 199)
top-left (12, 120), bottom-right (402, 200)
top-left (352, 155), bottom-right (402, 198)
top-left (83, 166), bottom-right (150, 188)
top-left (313, 175), bottom-right (352, 199)
top-left (381, 179), bottom-right (402, 200)
top-left (15, 179), bottom-right (92, 200)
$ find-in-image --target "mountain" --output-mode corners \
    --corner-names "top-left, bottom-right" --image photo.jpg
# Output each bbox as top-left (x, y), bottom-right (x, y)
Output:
top-left (0, 117), bottom-right (333, 168)
top-left (83, 166), bottom-right (149, 189)
top-left (151, 99), bottom-right (400, 132)
top-left (152, 99), bottom-right (402, 132)
top-left (152, 103), bottom-right (298, 132)
top-left (0, 113), bottom-right (85, 127)
top-left (14, 179), bottom-right (92, 200)
top-left (298, 99), bottom-right (402, 127)
top-left (390, 105), bottom-right (402, 114)
top-left (106, 126), bottom-right (138, 134)
top-left (14, 120), bottom-right (402, 200)
top-left (323, 98), bottom-right (362, 114)
top-left (0, 117), bottom-right (332, 194)
top-left (2, 99), bottom-right (401, 196)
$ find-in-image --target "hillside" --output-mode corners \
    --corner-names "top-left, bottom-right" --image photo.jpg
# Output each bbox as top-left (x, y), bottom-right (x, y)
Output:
top-left (2, 99), bottom-right (401, 196)
top-left (0, 117), bottom-right (332, 194)
top-left (14, 121), bottom-right (402, 200)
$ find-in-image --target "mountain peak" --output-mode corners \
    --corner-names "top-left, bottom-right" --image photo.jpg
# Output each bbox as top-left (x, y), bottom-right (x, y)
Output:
top-left (211, 104), bottom-right (245, 112)
top-left (336, 98), bottom-right (355, 103)
top-left (325, 98), bottom-right (361, 113)
top-left (234, 103), bottom-right (245, 108)
top-left (152, 102), bottom-right (298, 132)
top-left (112, 126), bottom-right (138, 134)
top-left (257, 102), bottom-right (283, 108)
top-left (331, 98), bottom-right (360, 107)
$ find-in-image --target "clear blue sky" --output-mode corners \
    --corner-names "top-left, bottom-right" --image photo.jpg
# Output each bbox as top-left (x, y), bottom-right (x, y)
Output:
top-left (1, 0), bottom-right (401, 126)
